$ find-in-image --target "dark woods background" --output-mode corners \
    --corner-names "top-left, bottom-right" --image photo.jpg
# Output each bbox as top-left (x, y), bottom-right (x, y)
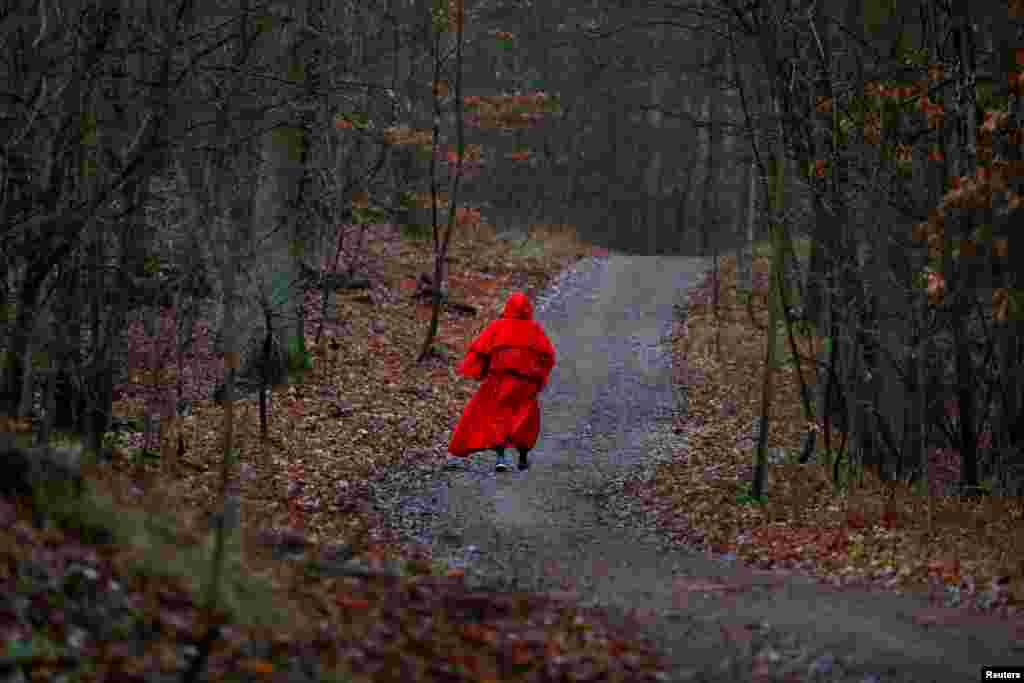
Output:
top-left (2, 0), bottom-right (1023, 497)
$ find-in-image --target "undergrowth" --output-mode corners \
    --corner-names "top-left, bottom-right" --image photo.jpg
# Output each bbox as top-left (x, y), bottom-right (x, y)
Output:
top-left (660, 241), bottom-right (1024, 611)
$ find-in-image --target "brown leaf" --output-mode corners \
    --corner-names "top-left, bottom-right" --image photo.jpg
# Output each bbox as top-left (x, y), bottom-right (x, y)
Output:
top-left (240, 659), bottom-right (276, 674)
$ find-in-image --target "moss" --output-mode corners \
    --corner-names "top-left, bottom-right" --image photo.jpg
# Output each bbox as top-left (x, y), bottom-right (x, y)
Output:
top-left (43, 479), bottom-right (290, 630)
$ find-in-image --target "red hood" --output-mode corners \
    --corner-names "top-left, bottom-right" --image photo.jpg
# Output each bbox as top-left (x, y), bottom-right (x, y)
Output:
top-left (457, 291), bottom-right (555, 385)
top-left (502, 291), bottom-right (534, 320)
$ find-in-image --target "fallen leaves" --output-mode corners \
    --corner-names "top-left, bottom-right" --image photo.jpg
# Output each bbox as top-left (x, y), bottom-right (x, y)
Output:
top-left (239, 658), bottom-right (276, 674)
top-left (2, 218), bottom-right (678, 683)
top-left (336, 595), bottom-right (372, 610)
top-left (627, 248), bottom-right (1024, 620)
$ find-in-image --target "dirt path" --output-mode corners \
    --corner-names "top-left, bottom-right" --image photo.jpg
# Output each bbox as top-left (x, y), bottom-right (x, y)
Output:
top-left (374, 253), bottom-right (1024, 682)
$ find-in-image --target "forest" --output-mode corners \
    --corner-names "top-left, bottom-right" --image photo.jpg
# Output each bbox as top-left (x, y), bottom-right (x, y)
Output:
top-left (1, 0), bottom-right (1023, 681)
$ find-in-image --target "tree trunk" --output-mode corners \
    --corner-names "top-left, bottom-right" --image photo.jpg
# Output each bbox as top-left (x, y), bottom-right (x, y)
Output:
top-left (417, 28), bottom-right (448, 363)
top-left (16, 288), bottom-right (46, 419)
top-left (39, 365), bottom-right (56, 447)
top-left (231, 3), bottom-right (309, 394)
top-left (698, 50), bottom-right (719, 256)
top-left (206, 244), bottom-right (240, 615)
top-left (751, 93), bottom-right (786, 501)
top-left (3, 264), bottom-right (52, 416)
top-left (991, 0), bottom-right (1024, 493)
top-left (727, 31), bottom-right (756, 289)
top-left (645, 53), bottom-right (669, 255)
top-left (737, 158), bottom-right (756, 293)
top-left (752, 204), bottom-right (782, 501)
top-left (418, 2), bottom-right (464, 362)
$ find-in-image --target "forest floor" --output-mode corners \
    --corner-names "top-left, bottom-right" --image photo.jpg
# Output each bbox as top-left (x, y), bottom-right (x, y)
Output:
top-left (1, 219), bottom-right (1023, 682)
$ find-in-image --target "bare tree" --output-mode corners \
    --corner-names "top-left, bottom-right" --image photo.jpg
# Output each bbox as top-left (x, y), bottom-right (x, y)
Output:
top-left (418, 0), bottom-right (467, 362)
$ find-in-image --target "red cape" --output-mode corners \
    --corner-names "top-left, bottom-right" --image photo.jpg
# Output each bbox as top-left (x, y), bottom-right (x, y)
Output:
top-left (448, 292), bottom-right (556, 457)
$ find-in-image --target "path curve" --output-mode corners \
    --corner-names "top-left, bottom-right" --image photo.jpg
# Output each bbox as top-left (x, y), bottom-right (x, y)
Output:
top-left (372, 253), bottom-right (1024, 682)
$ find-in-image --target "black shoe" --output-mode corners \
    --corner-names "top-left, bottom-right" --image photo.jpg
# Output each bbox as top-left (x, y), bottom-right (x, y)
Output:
top-left (517, 451), bottom-right (530, 470)
top-left (495, 453), bottom-right (510, 472)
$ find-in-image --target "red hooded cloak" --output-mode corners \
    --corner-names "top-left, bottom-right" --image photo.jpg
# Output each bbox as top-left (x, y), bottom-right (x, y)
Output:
top-left (448, 291), bottom-right (556, 457)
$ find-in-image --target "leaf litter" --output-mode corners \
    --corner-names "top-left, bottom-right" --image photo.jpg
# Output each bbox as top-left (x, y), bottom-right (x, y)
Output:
top-left (628, 250), bottom-right (1024, 627)
top-left (2, 221), bottom-right (682, 682)
top-left (5, 226), bottom-right (1024, 681)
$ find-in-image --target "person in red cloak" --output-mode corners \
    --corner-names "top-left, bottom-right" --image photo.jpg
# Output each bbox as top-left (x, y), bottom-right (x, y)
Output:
top-left (449, 291), bottom-right (556, 472)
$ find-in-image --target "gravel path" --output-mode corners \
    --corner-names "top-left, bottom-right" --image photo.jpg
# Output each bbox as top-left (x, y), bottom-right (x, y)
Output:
top-left (367, 252), bottom-right (1024, 682)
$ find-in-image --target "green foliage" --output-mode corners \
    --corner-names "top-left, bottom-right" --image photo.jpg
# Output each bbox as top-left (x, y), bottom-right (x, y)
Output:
top-left (430, 0), bottom-right (450, 32)
top-left (845, 94), bottom-right (872, 120)
top-left (63, 485), bottom-right (289, 629)
top-left (5, 633), bottom-right (64, 664)
top-left (286, 335), bottom-right (311, 373)
top-left (143, 253), bottom-right (162, 275)
top-left (133, 447), bottom-right (161, 464)
top-left (352, 206), bottom-right (388, 224)
top-left (829, 452), bottom-right (858, 493)
top-left (880, 97), bottom-right (904, 130)
top-left (910, 476), bottom-right (928, 497)
top-left (102, 417), bottom-right (145, 454)
top-left (515, 240), bottom-right (546, 259)
top-left (29, 349), bottom-right (51, 371)
top-left (101, 430), bottom-right (125, 452)
top-left (80, 157), bottom-right (97, 178)
top-left (801, 158), bottom-right (814, 181)
top-left (320, 669), bottom-right (356, 683)
top-left (816, 447), bottom-right (839, 468)
top-left (972, 223), bottom-right (993, 244)
top-left (765, 158), bottom-right (779, 198)
top-left (345, 111), bottom-right (369, 128)
top-left (400, 222), bottom-right (433, 241)
top-left (541, 93), bottom-right (561, 113)
top-left (80, 111), bottom-right (98, 146)
top-left (32, 475), bottom-right (83, 522)
top-left (735, 491), bottom-right (767, 506)
top-left (42, 482), bottom-right (115, 546)
top-left (976, 82), bottom-right (1006, 113)
top-left (286, 61), bottom-right (305, 83)
top-left (837, 112), bottom-right (856, 147)
top-left (1005, 289), bottom-right (1024, 322)
top-left (778, 337), bottom-right (808, 368)
top-left (912, 268), bottom-right (930, 289)
top-left (973, 478), bottom-right (995, 496)
top-left (793, 318), bottom-right (815, 338)
top-left (898, 44), bottom-right (929, 68)
top-left (268, 266), bottom-right (293, 311)
top-left (253, 14), bottom-right (273, 33)
top-left (862, 0), bottom-right (895, 37)
top-left (273, 126), bottom-right (305, 162)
